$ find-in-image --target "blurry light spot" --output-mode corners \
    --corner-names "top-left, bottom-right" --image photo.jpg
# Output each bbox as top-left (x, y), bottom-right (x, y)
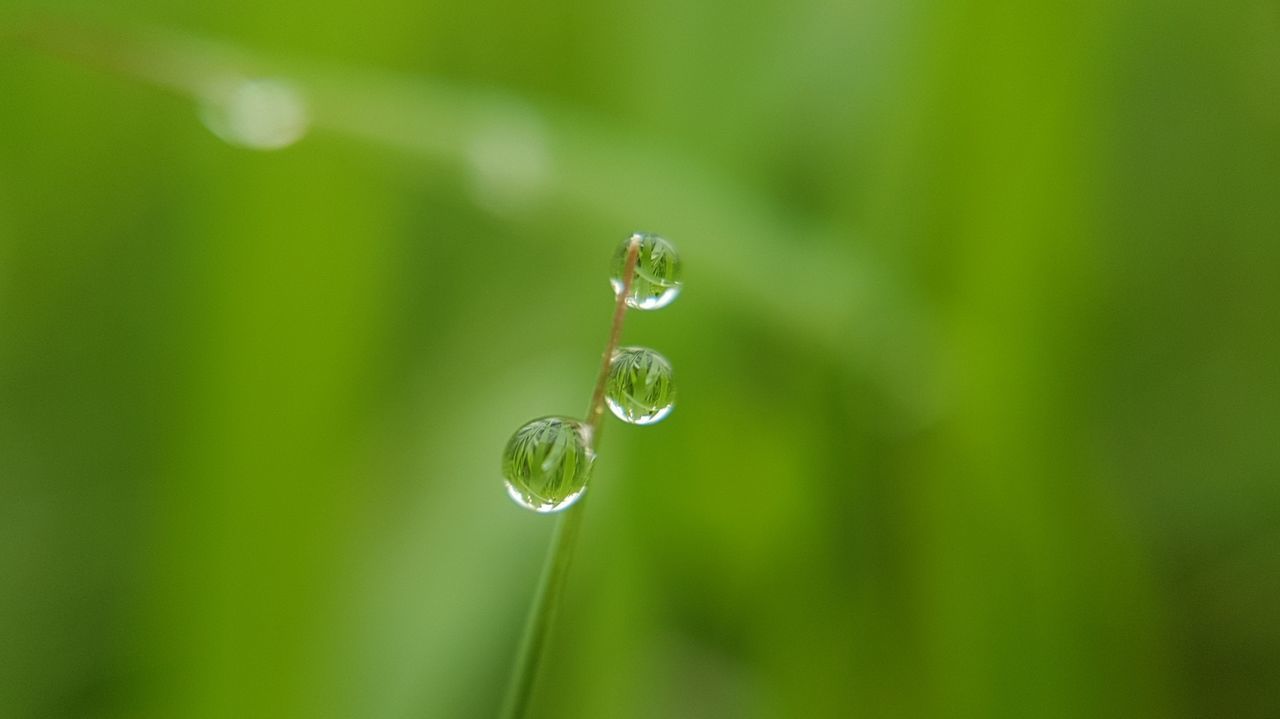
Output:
top-left (199, 77), bottom-right (310, 151)
top-left (465, 106), bottom-right (552, 215)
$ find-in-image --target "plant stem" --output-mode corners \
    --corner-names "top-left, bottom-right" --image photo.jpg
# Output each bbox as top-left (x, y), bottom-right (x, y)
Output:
top-left (585, 238), bottom-right (642, 440)
top-left (499, 237), bottom-right (640, 719)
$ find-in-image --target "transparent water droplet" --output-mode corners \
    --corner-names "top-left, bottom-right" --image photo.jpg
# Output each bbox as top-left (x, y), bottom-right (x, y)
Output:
top-left (199, 77), bottom-right (309, 151)
top-left (610, 232), bottom-right (682, 310)
top-left (502, 416), bottom-right (595, 512)
top-left (605, 346), bottom-right (676, 425)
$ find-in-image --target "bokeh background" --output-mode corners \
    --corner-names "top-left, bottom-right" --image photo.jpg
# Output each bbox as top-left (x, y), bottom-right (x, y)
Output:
top-left (1, 1), bottom-right (1277, 717)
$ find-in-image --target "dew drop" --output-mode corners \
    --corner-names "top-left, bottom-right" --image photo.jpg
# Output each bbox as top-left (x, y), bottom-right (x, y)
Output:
top-left (199, 77), bottom-right (310, 151)
top-left (605, 346), bottom-right (677, 425)
top-left (610, 232), bottom-right (682, 310)
top-left (502, 416), bottom-right (595, 512)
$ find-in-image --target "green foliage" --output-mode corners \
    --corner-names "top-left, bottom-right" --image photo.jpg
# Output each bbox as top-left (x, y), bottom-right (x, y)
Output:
top-left (0, 2), bottom-right (1276, 719)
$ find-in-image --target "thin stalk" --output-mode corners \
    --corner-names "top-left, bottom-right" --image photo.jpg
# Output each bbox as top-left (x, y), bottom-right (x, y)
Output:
top-left (499, 237), bottom-right (641, 719)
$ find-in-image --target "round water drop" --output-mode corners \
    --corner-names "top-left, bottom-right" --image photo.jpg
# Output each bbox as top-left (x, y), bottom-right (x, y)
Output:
top-left (199, 77), bottom-right (309, 151)
top-left (610, 232), bottom-right (682, 310)
top-left (502, 416), bottom-right (595, 513)
top-left (605, 346), bottom-right (677, 425)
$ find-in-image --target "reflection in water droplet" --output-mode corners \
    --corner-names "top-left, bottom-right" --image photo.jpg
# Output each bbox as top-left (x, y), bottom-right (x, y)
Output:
top-left (199, 77), bottom-right (309, 151)
top-left (502, 416), bottom-right (595, 513)
top-left (606, 346), bottom-right (676, 425)
top-left (610, 232), bottom-right (682, 310)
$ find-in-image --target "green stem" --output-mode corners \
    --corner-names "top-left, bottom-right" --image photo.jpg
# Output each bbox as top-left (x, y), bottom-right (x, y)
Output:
top-left (497, 499), bottom-right (585, 719)
top-left (499, 237), bottom-right (640, 719)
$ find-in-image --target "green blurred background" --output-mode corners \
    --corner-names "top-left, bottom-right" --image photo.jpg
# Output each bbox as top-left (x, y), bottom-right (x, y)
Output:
top-left (1, 0), bottom-right (1277, 717)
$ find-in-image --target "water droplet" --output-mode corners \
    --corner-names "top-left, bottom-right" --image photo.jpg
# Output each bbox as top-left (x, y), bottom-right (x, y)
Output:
top-left (199, 77), bottom-right (309, 151)
top-left (605, 346), bottom-right (676, 425)
top-left (502, 416), bottom-right (595, 512)
top-left (610, 233), bottom-right (682, 310)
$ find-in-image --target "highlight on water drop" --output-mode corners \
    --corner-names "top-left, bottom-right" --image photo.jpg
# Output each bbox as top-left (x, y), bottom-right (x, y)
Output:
top-left (605, 346), bottom-right (677, 425)
top-left (198, 76), bottom-right (310, 151)
top-left (501, 416), bottom-right (596, 513)
top-left (610, 232), bottom-right (682, 310)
